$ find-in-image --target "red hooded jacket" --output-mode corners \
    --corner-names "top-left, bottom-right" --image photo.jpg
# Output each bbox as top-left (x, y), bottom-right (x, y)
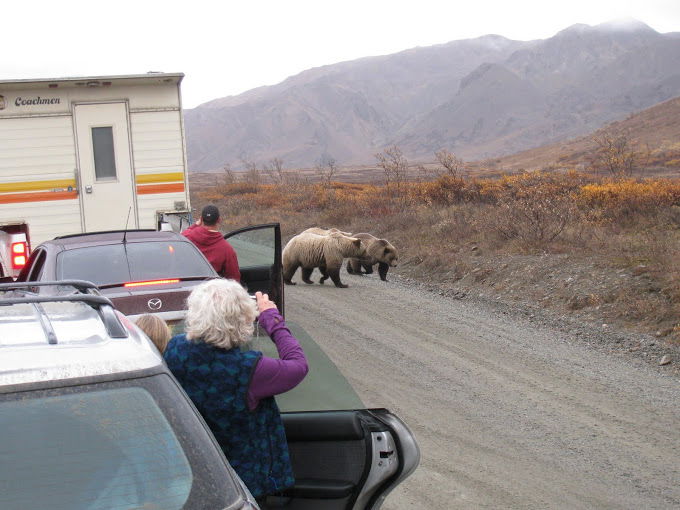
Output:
top-left (182, 224), bottom-right (240, 281)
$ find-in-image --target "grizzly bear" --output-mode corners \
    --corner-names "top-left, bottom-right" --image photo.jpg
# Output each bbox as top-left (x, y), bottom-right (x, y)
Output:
top-left (345, 233), bottom-right (398, 281)
top-left (283, 231), bottom-right (366, 288)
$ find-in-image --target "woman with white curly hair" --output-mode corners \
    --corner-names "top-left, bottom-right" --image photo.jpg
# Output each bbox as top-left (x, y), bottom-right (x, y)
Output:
top-left (163, 279), bottom-right (308, 501)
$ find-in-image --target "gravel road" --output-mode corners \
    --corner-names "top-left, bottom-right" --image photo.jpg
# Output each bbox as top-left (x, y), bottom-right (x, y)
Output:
top-left (284, 272), bottom-right (680, 509)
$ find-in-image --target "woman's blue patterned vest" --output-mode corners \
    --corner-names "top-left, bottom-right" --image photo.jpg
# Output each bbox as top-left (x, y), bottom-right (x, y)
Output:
top-left (164, 334), bottom-right (294, 498)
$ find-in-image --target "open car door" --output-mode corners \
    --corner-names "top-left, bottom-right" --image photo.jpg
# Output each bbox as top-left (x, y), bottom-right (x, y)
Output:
top-left (249, 322), bottom-right (420, 510)
top-left (224, 223), bottom-right (284, 314)
top-left (227, 223), bottom-right (419, 508)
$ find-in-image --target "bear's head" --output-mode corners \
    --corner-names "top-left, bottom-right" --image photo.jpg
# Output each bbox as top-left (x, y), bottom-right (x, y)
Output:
top-left (376, 239), bottom-right (398, 267)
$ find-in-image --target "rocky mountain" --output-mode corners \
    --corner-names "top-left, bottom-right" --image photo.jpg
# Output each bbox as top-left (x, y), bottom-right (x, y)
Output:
top-left (184, 19), bottom-right (680, 171)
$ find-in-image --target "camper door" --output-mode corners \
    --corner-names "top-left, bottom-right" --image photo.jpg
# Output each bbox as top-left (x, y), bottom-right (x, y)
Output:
top-left (74, 103), bottom-right (138, 232)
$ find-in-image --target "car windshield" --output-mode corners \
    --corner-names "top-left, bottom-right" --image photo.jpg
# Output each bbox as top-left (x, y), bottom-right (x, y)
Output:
top-left (0, 375), bottom-right (243, 510)
top-left (56, 241), bottom-right (215, 286)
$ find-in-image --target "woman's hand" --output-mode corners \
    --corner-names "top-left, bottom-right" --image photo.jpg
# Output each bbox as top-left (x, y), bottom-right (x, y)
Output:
top-left (255, 291), bottom-right (277, 313)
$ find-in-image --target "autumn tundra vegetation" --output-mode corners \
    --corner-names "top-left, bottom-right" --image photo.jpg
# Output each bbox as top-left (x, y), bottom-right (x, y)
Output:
top-left (191, 134), bottom-right (680, 345)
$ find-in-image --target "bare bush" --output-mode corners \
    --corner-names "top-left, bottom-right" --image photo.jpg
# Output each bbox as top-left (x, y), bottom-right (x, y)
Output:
top-left (489, 176), bottom-right (581, 249)
top-left (435, 149), bottom-right (466, 178)
top-left (222, 164), bottom-right (236, 185)
top-left (315, 154), bottom-right (338, 186)
top-left (588, 130), bottom-right (650, 177)
top-left (429, 205), bottom-right (479, 243)
top-left (279, 169), bottom-right (309, 189)
top-left (375, 145), bottom-right (408, 193)
top-left (241, 159), bottom-right (262, 185)
top-left (263, 158), bottom-right (285, 185)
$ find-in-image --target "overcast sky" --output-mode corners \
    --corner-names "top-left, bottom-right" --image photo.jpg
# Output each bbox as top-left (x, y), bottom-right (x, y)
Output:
top-left (2, 0), bottom-right (679, 108)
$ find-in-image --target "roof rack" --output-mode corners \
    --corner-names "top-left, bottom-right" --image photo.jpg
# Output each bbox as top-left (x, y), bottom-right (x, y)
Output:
top-left (0, 280), bottom-right (128, 339)
top-left (54, 229), bottom-right (156, 240)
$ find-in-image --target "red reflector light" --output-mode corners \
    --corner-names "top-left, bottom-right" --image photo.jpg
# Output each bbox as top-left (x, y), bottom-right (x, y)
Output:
top-left (124, 279), bottom-right (180, 288)
top-left (11, 242), bottom-right (28, 270)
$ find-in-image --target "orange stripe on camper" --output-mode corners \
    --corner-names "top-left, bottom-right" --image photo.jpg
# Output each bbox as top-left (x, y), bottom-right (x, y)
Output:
top-left (0, 190), bottom-right (78, 204)
top-left (136, 182), bottom-right (185, 195)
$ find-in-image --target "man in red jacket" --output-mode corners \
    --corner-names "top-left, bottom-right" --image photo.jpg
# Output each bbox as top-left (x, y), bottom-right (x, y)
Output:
top-left (182, 205), bottom-right (240, 281)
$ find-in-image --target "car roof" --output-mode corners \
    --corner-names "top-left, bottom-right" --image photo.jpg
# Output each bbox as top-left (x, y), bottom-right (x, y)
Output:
top-left (0, 281), bottom-right (164, 388)
top-left (46, 229), bottom-right (189, 249)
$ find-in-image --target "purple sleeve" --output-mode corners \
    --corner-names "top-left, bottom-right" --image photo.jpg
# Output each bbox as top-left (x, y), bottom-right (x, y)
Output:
top-left (247, 308), bottom-right (309, 410)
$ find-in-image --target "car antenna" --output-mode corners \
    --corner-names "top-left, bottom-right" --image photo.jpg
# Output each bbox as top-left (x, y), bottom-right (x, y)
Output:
top-left (122, 207), bottom-right (133, 279)
top-left (123, 207), bottom-right (132, 245)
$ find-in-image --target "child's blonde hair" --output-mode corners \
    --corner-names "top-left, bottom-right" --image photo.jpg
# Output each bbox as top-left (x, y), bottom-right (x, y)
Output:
top-left (135, 314), bottom-right (172, 353)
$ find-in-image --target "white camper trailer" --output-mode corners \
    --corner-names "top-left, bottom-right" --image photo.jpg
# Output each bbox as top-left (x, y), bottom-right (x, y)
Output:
top-left (0, 73), bottom-right (191, 277)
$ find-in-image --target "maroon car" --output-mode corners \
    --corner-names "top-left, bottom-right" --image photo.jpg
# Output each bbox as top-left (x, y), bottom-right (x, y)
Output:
top-left (16, 224), bottom-right (284, 330)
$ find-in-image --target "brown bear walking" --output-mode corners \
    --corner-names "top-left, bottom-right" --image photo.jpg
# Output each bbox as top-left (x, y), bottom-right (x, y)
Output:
top-left (283, 231), bottom-right (366, 288)
top-left (345, 233), bottom-right (398, 281)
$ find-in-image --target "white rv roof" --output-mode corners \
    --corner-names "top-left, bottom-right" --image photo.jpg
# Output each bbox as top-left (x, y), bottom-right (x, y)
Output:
top-left (0, 72), bottom-right (184, 90)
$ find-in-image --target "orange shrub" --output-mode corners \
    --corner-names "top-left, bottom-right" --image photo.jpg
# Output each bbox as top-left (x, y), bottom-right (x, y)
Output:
top-left (408, 175), bottom-right (467, 205)
top-left (196, 191), bottom-right (224, 202)
top-left (494, 171), bottom-right (587, 198)
top-left (318, 183), bottom-right (386, 215)
top-left (218, 181), bottom-right (261, 196)
top-left (579, 179), bottom-right (680, 219)
top-left (253, 185), bottom-right (285, 209)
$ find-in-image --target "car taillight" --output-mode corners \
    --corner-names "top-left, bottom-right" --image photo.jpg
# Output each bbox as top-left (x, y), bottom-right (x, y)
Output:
top-left (124, 278), bottom-right (180, 288)
top-left (11, 241), bottom-right (27, 270)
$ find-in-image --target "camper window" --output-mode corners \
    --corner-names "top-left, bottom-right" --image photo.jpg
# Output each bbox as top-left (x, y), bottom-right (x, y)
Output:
top-left (92, 126), bottom-right (117, 180)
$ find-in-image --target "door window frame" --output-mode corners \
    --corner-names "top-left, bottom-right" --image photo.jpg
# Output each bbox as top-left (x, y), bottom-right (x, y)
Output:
top-left (224, 223), bottom-right (284, 315)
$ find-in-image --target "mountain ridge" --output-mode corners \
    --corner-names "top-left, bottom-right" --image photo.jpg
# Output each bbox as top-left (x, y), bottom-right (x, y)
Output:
top-left (184, 19), bottom-right (680, 171)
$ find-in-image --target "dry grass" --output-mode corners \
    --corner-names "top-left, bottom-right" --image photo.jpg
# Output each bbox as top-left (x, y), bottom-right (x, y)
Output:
top-left (191, 170), bottom-right (680, 345)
